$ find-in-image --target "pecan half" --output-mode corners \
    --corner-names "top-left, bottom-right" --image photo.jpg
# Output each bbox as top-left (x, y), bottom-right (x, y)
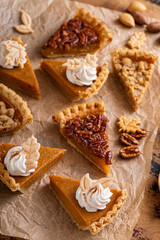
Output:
top-left (131, 128), bottom-right (147, 138)
top-left (120, 133), bottom-right (138, 146)
top-left (119, 146), bottom-right (141, 158)
top-left (106, 151), bottom-right (112, 165)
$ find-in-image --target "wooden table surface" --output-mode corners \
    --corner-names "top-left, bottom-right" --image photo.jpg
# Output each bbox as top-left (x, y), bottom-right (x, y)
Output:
top-left (0, 0), bottom-right (160, 240)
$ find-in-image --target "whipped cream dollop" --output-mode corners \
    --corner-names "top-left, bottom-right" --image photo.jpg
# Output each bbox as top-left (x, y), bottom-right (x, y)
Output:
top-left (4, 136), bottom-right (40, 177)
top-left (62, 54), bottom-right (98, 86)
top-left (76, 173), bottom-right (113, 212)
top-left (0, 40), bottom-right (27, 69)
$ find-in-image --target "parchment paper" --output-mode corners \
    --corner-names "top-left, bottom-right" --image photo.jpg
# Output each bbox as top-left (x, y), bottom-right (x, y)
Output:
top-left (0, 0), bottom-right (160, 240)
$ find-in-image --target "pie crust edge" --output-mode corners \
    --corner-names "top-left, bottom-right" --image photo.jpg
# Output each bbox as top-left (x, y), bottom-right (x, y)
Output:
top-left (76, 8), bottom-right (113, 48)
top-left (0, 162), bottom-right (20, 191)
top-left (89, 189), bottom-right (127, 234)
top-left (52, 101), bottom-right (106, 124)
top-left (79, 62), bottom-right (109, 100)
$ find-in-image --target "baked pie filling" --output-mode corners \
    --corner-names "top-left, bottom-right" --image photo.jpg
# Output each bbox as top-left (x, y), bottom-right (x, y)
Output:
top-left (64, 114), bottom-right (112, 165)
top-left (43, 18), bottom-right (99, 54)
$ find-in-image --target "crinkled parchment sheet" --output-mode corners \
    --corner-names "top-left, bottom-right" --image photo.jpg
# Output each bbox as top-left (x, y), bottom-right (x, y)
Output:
top-left (0, 0), bottom-right (160, 239)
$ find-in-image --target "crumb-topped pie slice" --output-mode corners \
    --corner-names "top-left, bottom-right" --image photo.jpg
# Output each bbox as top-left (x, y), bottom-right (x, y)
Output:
top-left (49, 173), bottom-right (127, 234)
top-left (52, 102), bottom-right (112, 174)
top-left (0, 37), bottom-right (40, 98)
top-left (112, 48), bottom-right (157, 110)
top-left (42, 8), bottom-right (113, 58)
top-left (0, 136), bottom-right (66, 192)
top-left (0, 84), bottom-right (33, 136)
top-left (40, 54), bottom-right (109, 101)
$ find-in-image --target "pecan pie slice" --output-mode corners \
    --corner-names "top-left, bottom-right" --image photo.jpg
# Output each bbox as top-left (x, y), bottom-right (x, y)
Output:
top-left (52, 102), bottom-right (112, 174)
top-left (42, 8), bottom-right (113, 58)
top-left (40, 59), bottom-right (109, 101)
top-left (0, 84), bottom-right (33, 135)
top-left (112, 48), bottom-right (157, 110)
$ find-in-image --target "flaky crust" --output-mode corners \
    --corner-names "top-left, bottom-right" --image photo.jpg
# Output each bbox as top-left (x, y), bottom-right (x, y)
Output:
top-left (78, 63), bottom-right (109, 100)
top-left (0, 83), bottom-right (33, 135)
top-left (76, 8), bottom-right (113, 48)
top-left (52, 101), bottom-right (106, 124)
top-left (0, 162), bottom-right (20, 191)
top-left (89, 189), bottom-right (127, 234)
top-left (112, 48), bottom-right (157, 61)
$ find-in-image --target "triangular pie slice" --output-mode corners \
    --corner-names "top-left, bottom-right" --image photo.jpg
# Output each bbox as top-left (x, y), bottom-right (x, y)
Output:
top-left (49, 174), bottom-right (127, 234)
top-left (40, 59), bottom-right (109, 101)
top-left (112, 48), bottom-right (157, 110)
top-left (0, 84), bottom-right (33, 136)
top-left (42, 8), bottom-right (112, 58)
top-left (0, 143), bottom-right (66, 192)
top-left (0, 37), bottom-right (40, 98)
top-left (52, 101), bottom-right (112, 174)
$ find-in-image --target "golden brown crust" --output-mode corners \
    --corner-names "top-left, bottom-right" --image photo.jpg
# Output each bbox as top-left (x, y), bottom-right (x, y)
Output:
top-left (88, 189), bottom-right (127, 234)
top-left (0, 162), bottom-right (20, 191)
top-left (52, 101), bottom-right (106, 124)
top-left (112, 48), bottom-right (157, 62)
top-left (78, 63), bottom-right (109, 100)
top-left (112, 48), bottom-right (158, 110)
top-left (76, 8), bottom-right (113, 48)
top-left (0, 84), bottom-right (33, 135)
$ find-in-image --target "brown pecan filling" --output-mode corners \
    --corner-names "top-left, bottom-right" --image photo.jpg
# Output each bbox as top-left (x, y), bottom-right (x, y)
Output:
top-left (43, 18), bottom-right (98, 50)
top-left (65, 115), bottom-right (112, 165)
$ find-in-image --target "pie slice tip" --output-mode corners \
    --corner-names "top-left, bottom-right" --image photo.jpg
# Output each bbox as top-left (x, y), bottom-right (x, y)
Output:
top-left (52, 101), bottom-right (106, 124)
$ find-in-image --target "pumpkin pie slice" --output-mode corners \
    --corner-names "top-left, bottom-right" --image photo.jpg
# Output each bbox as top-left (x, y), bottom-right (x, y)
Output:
top-left (52, 102), bottom-right (112, 174)
top-left (40, 57), bottom-right (109, 101)
top-left (112, 48), bottom-right (157, 110)
top-left (42, 8), bottom-right (112, 58)
top-left (0, 139), bottom-right (66, 192)
top-left (0, 84), bottom-right (33, 136)
top-left (0, 37), bottom-right (40, 98)
top-left (49, 174), bottom-right (127, 234)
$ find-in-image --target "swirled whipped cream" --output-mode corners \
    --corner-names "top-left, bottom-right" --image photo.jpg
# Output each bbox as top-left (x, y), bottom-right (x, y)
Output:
top-left (0, 40), bottom-right (27, 69)
top-left (62, 54), bottom-right (98, 86)
top-left (76, 173), bottom-right (113, 212)
top-left (4, 136), bottom-right (40, 177)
